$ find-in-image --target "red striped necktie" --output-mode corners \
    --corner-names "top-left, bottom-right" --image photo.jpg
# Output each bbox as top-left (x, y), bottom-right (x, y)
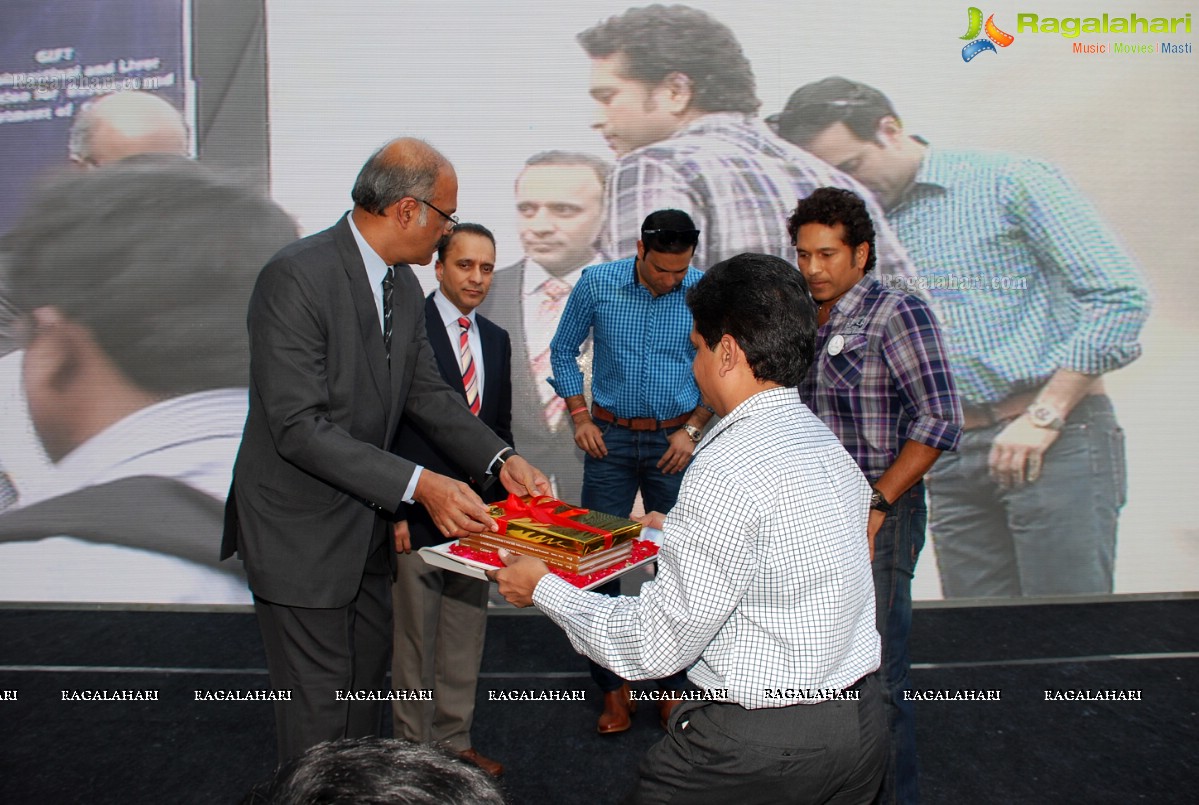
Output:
top-left (457, 317), bottom-right (481, 415)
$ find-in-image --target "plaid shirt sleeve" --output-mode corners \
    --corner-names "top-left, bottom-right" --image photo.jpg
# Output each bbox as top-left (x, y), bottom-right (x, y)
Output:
top-left (883, 295), bottom-right (962, 451)
top-left (546, 271), bottom-right (594, 399)
top-left (1005, 159), bottom-right (1149, 375)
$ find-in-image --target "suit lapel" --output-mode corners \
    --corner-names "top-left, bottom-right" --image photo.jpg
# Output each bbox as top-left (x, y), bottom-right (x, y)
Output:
top-left (334, 219), bottom-right (391, 415)
top-left (479, 318), bottom-right (503, 424)
top-left (424, 295), bottom-right (467, 401)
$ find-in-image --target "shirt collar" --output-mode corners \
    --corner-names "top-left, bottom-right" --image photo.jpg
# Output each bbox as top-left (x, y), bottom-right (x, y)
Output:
top-left (431, 287), bottom-right (474, 328)
top-left (910, 143), bottom-right (957, 192)
top-left (346, 211), bottom-right (391, 289)
top-left (695, 386), bottom-right (793, 450)
top-left (521, 256), bottom-right (594, 297)
top-left (667, 112), bottom-right (757, 140)
top-left (827, 275), bottom-right (879, 320)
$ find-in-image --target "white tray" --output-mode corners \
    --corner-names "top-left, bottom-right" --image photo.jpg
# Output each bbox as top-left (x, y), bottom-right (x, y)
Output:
top-left (418, 541), bottom-right (658, 592)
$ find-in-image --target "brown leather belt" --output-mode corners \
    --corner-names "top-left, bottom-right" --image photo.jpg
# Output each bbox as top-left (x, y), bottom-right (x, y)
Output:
top-left (592, 403), bottom-right (689, 432)
top-left (960, 389), bottom-right (1040, 430)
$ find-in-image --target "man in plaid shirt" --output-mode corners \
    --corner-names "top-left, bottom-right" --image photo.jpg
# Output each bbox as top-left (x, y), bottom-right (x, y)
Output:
top-left (576, 5), bottom-right (915, 277)
top-left (793, 187), bottom-right (961, 805)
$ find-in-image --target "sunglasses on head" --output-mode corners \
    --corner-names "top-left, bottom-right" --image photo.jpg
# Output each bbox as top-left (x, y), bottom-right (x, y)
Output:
top-left (641, 228), bottom-right (700, 249)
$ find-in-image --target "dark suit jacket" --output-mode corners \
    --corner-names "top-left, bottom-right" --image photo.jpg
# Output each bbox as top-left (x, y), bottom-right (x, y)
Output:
top-left (221, 215), bottom-right (508, 608)
top-left (393, 294), bottom-right (512, 549)
top-left (477, 260), bottom-right (585, 502)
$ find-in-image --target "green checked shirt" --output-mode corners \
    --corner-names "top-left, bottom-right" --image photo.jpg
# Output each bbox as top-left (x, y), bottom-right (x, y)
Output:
top-left (887, 147), bottom-right (1149, 406)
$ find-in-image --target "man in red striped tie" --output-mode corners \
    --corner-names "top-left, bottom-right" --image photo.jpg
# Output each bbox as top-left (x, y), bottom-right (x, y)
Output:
top-left (388, 223), bottom-right (512, 778)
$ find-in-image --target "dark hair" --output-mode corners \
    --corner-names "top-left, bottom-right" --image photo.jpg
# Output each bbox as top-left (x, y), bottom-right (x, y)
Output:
top-left (687, 253), bottom-right (816, 385)
top-left (578, 4), bottom-right (759, 115)
top-left (5, 156), bottom-right (297, 395)
top-left (786, 187), bottom-right (878, 273)
top-left (640, 208), bottom-right (698, 255)
top-left (768, 77), bottom-right (896, 147)
top-left (245, 738), bottom-right (504, 805)
top-left (436, 222), bottom-right (496, 264)
top-left (521, 150), bottom-right (612, 188)
top-left (351, 139), bottom-right (446, 216)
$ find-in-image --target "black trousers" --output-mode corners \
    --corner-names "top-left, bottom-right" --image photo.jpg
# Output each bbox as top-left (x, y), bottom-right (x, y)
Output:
top-left (254, 539), bottom-right (392, 765)
top-left (626, 674), bottom-right (887, 805)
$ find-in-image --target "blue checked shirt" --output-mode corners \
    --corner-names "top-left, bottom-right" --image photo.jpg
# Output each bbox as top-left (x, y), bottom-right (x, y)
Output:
top-left (604, 113), bottom-right (917, 277)
top-left (798, 276), bottom-right (962, 482)
top-left (548, 258), bottom-right (701, 420)
top-left (888, 147), bottom-right (1149, 405)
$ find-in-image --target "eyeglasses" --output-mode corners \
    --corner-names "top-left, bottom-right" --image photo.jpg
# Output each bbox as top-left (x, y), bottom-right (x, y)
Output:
top-left (766, 98), bottom-right (873, 137)
top-left (414, 198), bottom-right (459, 227)
top-left (641, 228), bottom-right (700, 250)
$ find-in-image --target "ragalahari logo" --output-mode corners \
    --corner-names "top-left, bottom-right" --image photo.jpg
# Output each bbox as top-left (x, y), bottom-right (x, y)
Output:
top-left (961, 7), bottom-right (1015, 61)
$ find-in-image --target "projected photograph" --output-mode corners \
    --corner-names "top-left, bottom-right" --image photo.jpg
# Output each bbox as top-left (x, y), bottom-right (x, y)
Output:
top-left (0, 0), bottom-right (1194, 605)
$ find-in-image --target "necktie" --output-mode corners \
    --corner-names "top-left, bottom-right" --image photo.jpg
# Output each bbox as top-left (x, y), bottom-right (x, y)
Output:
top-left (458, 317), bottom-right (481, 415)
top-left (382, 267), bottom-right (394, 362)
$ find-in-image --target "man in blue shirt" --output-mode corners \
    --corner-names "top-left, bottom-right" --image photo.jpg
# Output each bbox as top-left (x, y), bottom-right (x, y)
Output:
top-left (774, 78), bottom-right (1149, 609)
top-left (549, 209), bottom-right (712, 734)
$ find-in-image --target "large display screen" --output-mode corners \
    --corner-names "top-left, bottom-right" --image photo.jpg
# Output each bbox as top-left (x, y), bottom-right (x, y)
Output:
top-left (0, 0), bottom-right (1193, 604)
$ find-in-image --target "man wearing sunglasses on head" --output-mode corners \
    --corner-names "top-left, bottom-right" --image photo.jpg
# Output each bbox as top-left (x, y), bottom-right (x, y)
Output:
top-left (547, 209), bottom-right (711, 735)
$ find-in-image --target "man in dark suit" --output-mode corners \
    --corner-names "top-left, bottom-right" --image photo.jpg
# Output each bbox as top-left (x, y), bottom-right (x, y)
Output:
top-left (390, 223), bottom-right (510, 778)
top-left (220, 138), bottom-right (549, 764)
top-left (477, 151), bottom-right (610, 503)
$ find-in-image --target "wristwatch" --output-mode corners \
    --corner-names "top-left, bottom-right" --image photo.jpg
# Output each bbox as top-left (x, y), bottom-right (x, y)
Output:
top-left (681, 424), bottom-right (703, 444)
top-left (870, 487), bottom-right (892, 513)
top-left (1025, 402), bottom-right (1065, 431)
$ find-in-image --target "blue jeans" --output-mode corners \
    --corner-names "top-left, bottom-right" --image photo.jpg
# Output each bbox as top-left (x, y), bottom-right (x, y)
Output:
top-left (928, 395), bottom-right (1126, 598)
top-left (582, 422), bottom-right (687, 692)
top-left (871, 482), bottom-right (925, 805)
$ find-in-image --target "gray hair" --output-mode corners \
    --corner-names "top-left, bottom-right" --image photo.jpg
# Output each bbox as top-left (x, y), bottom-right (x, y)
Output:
top-left (351, 138), bottom-right (447, 218)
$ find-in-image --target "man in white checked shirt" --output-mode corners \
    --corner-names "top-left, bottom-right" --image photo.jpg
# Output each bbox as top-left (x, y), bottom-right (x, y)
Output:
top-left (494, 253), bottom-right (886, 804)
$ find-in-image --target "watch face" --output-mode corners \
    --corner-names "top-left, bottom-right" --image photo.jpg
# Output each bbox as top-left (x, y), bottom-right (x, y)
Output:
top-left (1028, 404), bottom-right (1060, 427)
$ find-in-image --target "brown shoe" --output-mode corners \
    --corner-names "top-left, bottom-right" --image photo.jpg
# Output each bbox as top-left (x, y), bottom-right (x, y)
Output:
top-left (597, 683), bottom-right (637, 734)
top-left (458, 748), bottom-right (504, 778)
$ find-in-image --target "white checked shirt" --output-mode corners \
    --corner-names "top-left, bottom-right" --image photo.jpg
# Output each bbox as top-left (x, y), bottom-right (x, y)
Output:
top-left (533, 386), bottom-right (881, 707)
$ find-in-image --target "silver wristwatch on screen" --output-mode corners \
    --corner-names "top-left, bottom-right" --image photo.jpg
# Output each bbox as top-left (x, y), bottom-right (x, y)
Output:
top-left (1025, 402), bottom-right (1065, 431)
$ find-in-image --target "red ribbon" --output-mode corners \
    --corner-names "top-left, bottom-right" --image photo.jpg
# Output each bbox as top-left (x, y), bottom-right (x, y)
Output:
top-left (492, 494), bottom-right (614, 549)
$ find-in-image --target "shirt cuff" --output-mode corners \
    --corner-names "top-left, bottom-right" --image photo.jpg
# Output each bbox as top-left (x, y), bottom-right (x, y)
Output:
top-left (904, 416), bottom-right (963, 452)
top-left (486, 447), bottom-right (513, 477)
top-left (546, 370), bottom-right (584, 400)
top-left (531, 572), bottom-right (582, 613)
top-left (402, 466), bottom-right (423, 504)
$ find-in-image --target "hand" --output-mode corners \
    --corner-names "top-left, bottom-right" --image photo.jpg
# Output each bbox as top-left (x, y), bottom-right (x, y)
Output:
top-left (633, 510), bottom-right (667, 531)
top-left (393, 519), bottom-right (412, 554)
top-left (866, 509), bottom-right (885, 562)
top-left (499, 453), bottom-right (552, 497)
top-left (412, 470), bottom-right (493, 538)
top-left (988, 416), bottom-right (1061, 489)
top-left (573, 419), bottom-right (608, 459)
top-left (657, 428), bottom-right (696, 474)
top-left (487, 548), bottom-right (551, 607)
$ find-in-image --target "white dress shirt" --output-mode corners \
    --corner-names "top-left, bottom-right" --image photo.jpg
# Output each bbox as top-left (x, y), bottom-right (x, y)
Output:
top-left (533, 386), bottom-right (881, 707)
top-left (431, 289), bottom-right (485, 405)
top-left (0, 389), bottom-right (251, 604)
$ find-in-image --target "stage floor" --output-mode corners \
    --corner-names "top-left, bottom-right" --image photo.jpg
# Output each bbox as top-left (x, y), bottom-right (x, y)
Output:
top-left (1, 597), bottom-right (1196, 804)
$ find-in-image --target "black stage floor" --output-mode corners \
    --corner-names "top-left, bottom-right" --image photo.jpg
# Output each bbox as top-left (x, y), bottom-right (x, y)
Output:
top-left (1, 597), bottom-right (1196, 804)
